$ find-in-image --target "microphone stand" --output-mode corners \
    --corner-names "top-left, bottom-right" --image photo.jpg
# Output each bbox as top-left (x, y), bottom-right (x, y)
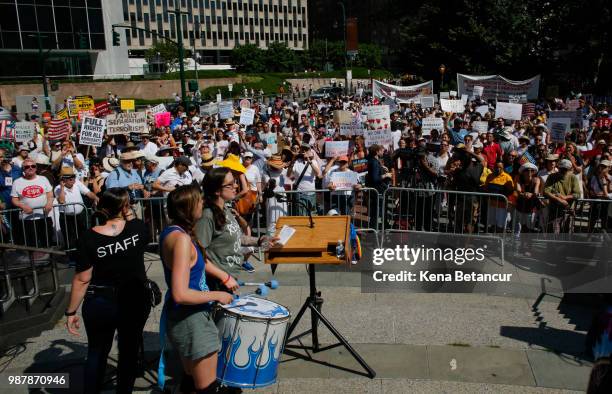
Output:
top-left (275, 193), bottom-right (314, 228)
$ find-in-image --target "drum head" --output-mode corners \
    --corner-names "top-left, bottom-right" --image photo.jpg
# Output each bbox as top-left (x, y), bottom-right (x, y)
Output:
top-left (221, 295), bottom-right (289, 319)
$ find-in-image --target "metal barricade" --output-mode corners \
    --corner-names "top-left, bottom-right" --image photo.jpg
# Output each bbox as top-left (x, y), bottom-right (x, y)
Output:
top-left (382, 187), bottom-right (508, 264)
top-left (272, 187), bottom-right (380, 239)
top-left (133, 197), bottom-right (169, 247)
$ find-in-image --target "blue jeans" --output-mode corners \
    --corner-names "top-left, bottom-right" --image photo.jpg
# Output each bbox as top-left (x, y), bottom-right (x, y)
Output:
top-left (82, 286), bottom-right (150, 393)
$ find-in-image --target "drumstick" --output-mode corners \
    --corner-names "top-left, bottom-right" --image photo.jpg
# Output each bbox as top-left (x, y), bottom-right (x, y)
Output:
top-left (234, 285), bottom-right (270, 297)
top-left (238, 280), bottom-right (279, 289)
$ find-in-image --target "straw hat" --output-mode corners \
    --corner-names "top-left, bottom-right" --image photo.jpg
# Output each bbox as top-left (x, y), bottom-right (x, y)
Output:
top-left (217, 153), bottom-right (246, 173)
top-left (200, 153), bottom-right (215, 168)
top-left (120, 150), bottom-right (141, 161)
top-left (35, 154), bottom-right (50, 166)
top-left (102, 157), bottom-right (119, 172)
top-left (267, 154), bottom-right (284, 170)
top-left (59, 167), bottom-right (76, 177)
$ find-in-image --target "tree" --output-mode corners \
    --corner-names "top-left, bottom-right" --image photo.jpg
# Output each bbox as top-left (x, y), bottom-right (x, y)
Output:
top-left (231, 44), bottom-right (265, 73)
top-left (265, 42), bottom-right (298, 72)
top-left (301, 40), bottom-right (346, 71)
top-left (356, 43), bottom-right (382, 68)
top-left (144, 40), bottom-right (181, 72)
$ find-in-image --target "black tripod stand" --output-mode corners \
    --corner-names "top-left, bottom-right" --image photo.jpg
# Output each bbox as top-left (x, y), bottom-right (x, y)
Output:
top-left (283, 263), bottom-right (376, 378)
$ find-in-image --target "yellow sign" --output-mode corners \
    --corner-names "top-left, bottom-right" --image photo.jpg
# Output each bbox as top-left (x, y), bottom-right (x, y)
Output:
top-left (120, 100), bottom-right (135, 111)
top-left (74, 97), bottom-right (94, 111)
top-left (56, 108), bottom-right (69, 119)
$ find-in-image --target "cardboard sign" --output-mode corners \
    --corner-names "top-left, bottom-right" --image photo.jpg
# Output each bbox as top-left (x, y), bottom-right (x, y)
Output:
top-left (330, 171), bottom-right (359, 190)
top-left (473, 86), bottom-right (484, 97)
top-left (14, 122), bottom-right (35, 143)
top-left (94, 101), bottom-right (111, 117)
top-left (200, 102), bottom-right (219, 116)
top-left (106, 112), bottom-right (147, 135)
top-left (150, 103), bottom-right (167, 115)
top-left (548, 117), bottom-right (571, 133)
top-left (325, 141), bottom-right (350, 158)
top-left (475, 105), bottom-right (490, 116)
top-left (77, 110), bottom-right (95, 122)
top-left (550, 122), bottom-right (568, 143)
top-left (364, 129), bottom-right (393, 148)
top-left (363, 105), bottom-right (390, 130)
top-left (420, 96), bottom-right (435, 108)
top-left (333, 110), bottom-right (353, 125)
top-left (495, 102), bottom-right (523, 120)
top-left (461, 94), bottom-right (469, 105)
top-left (472, 121), bottom-right (489, 134)
top-left (450, 90), bottom-right (458, 97)
top-left (440, 99), bottom-right (464, 113)
top-left (155, 112), bottom-right (171, 128)
top-left (340, 124), bottom-right (364, 137)
top-left (239, 108), bottom-right (255, 126)
top-left (549, 110), bottom-right (582, 127)
top-left (440, 92), bottom-right (450, 99)
top-left (79, 117), bottom-right (105, 147)
top-left (218, 102), bottom-right (234, 119)
top-left (522, 103), bottom-right (535, 117)
top-left (120, 99), bottom-right (135, 111)
top-left (421, 117), bottom-right (444, 136)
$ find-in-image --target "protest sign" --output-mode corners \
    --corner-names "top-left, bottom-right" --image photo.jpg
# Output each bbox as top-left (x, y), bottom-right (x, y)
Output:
top-left (472, 121), bottom-right (489, 134)
top-left (473, 86), bottom-right (484, 97)
top-left (597, 118), bottom-right (612, 129)
top-left (550, 122), bottom-right (568, 143)
top-left (461, 94), bottom-right (469, 105)
top-left (216, 94), bottom-right (222, 103)
top-left (522, 103), bottom-right (536, 117)
top-left (450, 90), bottom-right (457, 97)
top-left (440, 92), bottom-right (450, 99)
top-left (457, 74), bottom-right (540, 100)
top-left (106, 112), bottom-right (147, 135)
top-left (77, 110), bottom-right (95, 121)
top-left (56, 107), bottom-right (69, 120)
top-left (566, 100), bottom-right (580, 111)
top-left (79, 117), bottom-right (105, 147)
top-left (94, 101), bottom-right (111, 117)
top-left (363, 105), bottom-right (390, 130)
top-left (420, 96), bottom-right (435, 108)
top-left (372, 80), bottom-right (434, 103)
top-left (0, 120), bottom-right (15, 140)
top-left (440, 99), bottom-right (464, 113)
top-left (421, 117), bottom-right (444, 136)
top-left (199, 103), bottom-right (219, 116)
top-left (548, 117), bottom-right (571, 133)
top-left (475, 105), bottom-right (490, 116)
top-left (218, 102), bottom-right (234, 119)
top-left (260, 131), bottom-right (277, 154)
top-left (239, 99), bottom-right (251, 109)
top-left (155, 112), bottom-right (171, 128)
top-left (150, 103), bottom-right (167, 115)
top-left (549, 110), bottom-right (582, 127)
top-left (120, 100), bottom-right (135, 111)
top-left (333, 110), bottom-right (353, 125)
top-left (298, 109), bottom-right (308, 119)
top-left (495, 102), bottom-right (523, 120)
top-left (14, 122), bottom-right (35, 143)
top-left (325, 141), bottom-right (350, 158)
top-left (351, 158), bottom-right (368, 173)
top-left (239, 108), bottom-right (255, 126)
top-left (356, 88), bottom-right (364, 97)
top-left (330, 171), bottom-right (359, 190)
top-left (364, 129), bottom-right (393, 148)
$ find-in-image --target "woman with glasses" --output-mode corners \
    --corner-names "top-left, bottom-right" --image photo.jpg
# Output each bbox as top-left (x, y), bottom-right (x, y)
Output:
top-left (65, 188), bottom-right (150, 394)
top-left (196, 167), bottom-right (277, 285)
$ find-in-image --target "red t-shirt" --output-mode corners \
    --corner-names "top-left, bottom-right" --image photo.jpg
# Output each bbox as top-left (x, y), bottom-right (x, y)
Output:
top-left (483, 143), bottom-right (503, 169)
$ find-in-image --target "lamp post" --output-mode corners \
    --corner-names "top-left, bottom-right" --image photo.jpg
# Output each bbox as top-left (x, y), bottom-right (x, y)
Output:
top-left (438, 64), bottom-right (446, 92)
top-left (28, 33), bottom-right (50, 112)
top-left (337, 1), bottom-right (347, 95)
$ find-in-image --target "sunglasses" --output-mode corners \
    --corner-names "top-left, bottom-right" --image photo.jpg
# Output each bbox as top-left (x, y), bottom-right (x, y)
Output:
top-left (23, 165), bottom-right (37, 170)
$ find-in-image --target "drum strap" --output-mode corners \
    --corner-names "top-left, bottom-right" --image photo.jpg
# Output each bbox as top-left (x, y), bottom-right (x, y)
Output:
top-left (157, 292), bottom-right (171, 390)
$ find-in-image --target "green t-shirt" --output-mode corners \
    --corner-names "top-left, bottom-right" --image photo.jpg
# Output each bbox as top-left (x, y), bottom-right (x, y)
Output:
top-left (196, 206), bottom-right (243, 277)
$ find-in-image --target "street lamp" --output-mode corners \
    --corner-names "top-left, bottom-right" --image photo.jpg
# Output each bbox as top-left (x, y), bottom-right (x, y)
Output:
top-left (27, 33), bottom-right (50, 112)
top-left (438, 64), bottom-right (446, 91)
top-left (337, 1), bottom-right (348, 95)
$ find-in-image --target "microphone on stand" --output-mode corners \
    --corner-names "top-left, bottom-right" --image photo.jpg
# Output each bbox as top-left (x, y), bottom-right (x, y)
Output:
top-left (274, 192), bottom-right (314, 228)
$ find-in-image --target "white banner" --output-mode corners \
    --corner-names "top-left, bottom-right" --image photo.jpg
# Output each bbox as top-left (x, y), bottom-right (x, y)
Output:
top-left (218, 102), bottom-right (234, 119)
top-left (79, 117), bottom-right (106, 147)
top-left (421, 117), bottom-right (444, 136)
top-left (14, 122), bottom-right (35, 143)
top-left (150, 103), bottom-right (167, 115)
top-left (476, 105), bottom-right (490, 116)
top-left (472, 121), bottom-right (489, 134)
top-left (330, 171), bottom-right (359, 190)
top-left (440, 99), bottom-right (465, 113)
top-left (420, 96), bottom-right (435, 108)
top-left (457, 73), bottom-right (540, 101)
top-left (372, 80), bottom-right (434, 104)
top-left (239, 108), bottom-right (255, 126)
top-left (325, 141), bottom-right (350, 158)
top-left (495, 102), bottom-right (523, 120)
top-left (363, 105), bottom-right (391, 130)
top-left (364, 129), bottom-right (393, 148)
top-left (106, 112), bottom-right (147, 135)
top-left (473, 86), bottom-right (484, 97)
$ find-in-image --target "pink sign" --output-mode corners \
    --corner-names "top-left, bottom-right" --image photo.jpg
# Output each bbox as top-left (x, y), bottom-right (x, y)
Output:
top-left (155, 112), bottom-right (171, 128)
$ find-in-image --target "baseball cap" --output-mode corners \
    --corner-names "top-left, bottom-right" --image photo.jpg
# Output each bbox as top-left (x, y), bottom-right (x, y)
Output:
top-left (558, 159), bottom-right (572, 169)
top-left (174, 156), bottom-right (191, 167)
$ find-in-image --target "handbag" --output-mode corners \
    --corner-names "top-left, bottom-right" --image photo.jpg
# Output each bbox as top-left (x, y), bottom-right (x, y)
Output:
top-left (235, 190), bottom-right (258, 215)
top-left (145, 279), bottom-right (162, 307)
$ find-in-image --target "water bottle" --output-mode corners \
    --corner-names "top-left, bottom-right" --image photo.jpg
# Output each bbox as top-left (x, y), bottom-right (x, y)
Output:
top-left (335, 240), bottom-right (345, 259)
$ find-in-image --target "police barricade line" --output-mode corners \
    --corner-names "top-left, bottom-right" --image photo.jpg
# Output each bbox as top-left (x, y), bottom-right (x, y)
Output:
top-left (381, 187), bottom-right (508, 265)
top-left (133, 197), bottom-right (168, 248)
top-left (272, 188), bottom-right (381, 244)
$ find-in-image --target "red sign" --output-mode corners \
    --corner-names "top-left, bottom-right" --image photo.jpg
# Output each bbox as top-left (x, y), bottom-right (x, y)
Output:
top-left (522, 103), bottom-right (535, 117)
top-left (94, 101), bottom-right (111, 117)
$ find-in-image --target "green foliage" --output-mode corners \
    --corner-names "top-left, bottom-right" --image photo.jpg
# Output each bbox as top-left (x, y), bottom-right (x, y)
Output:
top-left (265, 42), bottom-right (298, 72)
top-left (356, 43), bottom-right (382, 68)
top-left (302, 40), bottom-right (346, 70)
top-left (230, 44), bottom-right (266, 73)
top-left (144, 40), bottom-right (181, 72)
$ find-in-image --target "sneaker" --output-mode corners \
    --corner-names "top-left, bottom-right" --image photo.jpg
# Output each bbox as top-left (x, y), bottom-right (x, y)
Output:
top-left (241, 261), bottom-right (255, 273)
top-left (351, 260), bottom-right (358, 265)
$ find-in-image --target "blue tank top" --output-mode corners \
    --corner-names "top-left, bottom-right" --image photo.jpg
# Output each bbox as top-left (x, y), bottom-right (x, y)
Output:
top-left (160, 225), bottom-right (210, 311)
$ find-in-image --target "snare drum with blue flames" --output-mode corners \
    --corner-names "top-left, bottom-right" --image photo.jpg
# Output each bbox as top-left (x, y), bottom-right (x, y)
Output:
top-left (215, 296), bottom-right (290, 389)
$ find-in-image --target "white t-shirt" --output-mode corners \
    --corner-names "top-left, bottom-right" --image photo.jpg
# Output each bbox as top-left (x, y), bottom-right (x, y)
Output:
top-left (138, 141), bottom-right (159, 156)
top-left (244, 165), bottom-right (261, 192)
top-left (157, 167), bottom-right (193, 196)
top-left (11, 175), bottom-right (52, 219)
top-left (291, 159), bottom-right (318, 192)
top-left (53, 180), bottom-right (90, 214)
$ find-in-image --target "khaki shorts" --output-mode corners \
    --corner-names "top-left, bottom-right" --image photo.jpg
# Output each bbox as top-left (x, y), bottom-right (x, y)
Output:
top-left (167, 307), bottom-right (220, 361)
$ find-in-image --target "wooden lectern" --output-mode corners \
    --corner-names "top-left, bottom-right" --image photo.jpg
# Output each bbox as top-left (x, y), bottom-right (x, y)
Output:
top-left (265, 216), bottom-right (376, 378)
